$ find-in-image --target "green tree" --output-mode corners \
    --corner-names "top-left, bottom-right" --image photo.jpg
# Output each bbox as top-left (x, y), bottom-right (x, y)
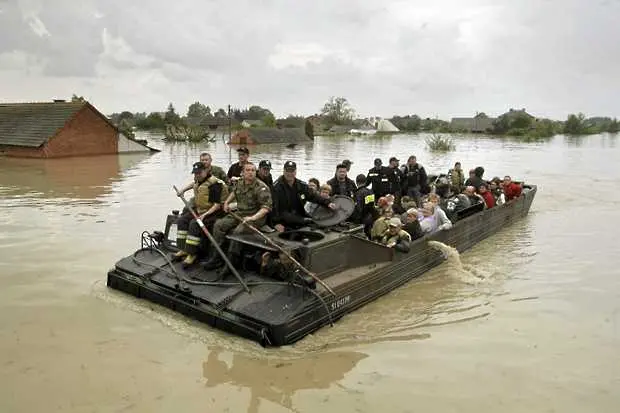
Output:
top-left (164, 103), bottom-right (181, 125)
top-left (608, 118), bottom-right (619, 133)
top-left (262, 113), bottom-right (276, 127)
top-left (247, 105), bottom-right (273, 120)
top-left (564, 113), bottom-right (586, 134)
top-left (321, 97), bottom-right (355, 125)
top-left (186, 101), bottom-right (211, 125)
top-left (305, 118), bottom-right (315, 139)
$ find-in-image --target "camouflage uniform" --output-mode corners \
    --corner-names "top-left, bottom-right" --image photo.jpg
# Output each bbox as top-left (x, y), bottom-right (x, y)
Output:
top-left (210, 165), bottom-right (228, 183)
top-left (213, 178), bottom-right (272, 254)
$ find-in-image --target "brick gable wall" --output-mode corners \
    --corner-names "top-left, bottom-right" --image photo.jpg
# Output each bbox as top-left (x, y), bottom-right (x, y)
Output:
top-left (0, 105), bottom-right (118, 158)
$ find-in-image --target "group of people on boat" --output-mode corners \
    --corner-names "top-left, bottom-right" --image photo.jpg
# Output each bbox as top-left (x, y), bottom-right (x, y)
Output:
top-left (171, 147), bottom-right (524, 279)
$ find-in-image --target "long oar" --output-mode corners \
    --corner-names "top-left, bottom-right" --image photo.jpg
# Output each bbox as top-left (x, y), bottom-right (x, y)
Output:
top-left (172, 186), bottom-right (250, 294)
top-left (227, 210), bottom-right (336, 296)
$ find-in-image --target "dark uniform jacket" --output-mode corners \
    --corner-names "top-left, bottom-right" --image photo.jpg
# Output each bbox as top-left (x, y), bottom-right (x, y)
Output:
top-left (364, 166), bottom-right (391, 198)
top-left (385, 166), bottom-right (404, 196)
top-left (401, 163), bottom-right (428, 194)
top-left (351, 187), bottom-right (376, 224)
top-left (272, 176), bottom-right (331, 228)
top-left (326, 176), bottom-right (357, 198)
top-left (227, 162), bottom-right (246, 181)
top-left (257, 173), bottom-right (274, 189)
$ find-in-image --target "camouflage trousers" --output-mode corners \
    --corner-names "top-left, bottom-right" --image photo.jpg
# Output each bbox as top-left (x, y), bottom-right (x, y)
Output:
top-left (212, 214), bottom-right (266, 255)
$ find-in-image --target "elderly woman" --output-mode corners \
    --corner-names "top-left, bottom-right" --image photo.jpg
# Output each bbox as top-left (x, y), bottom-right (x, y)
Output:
top-left (402, 207), bottom-right (424, 240)
top-left (419, 202), bottom-right (453, 234)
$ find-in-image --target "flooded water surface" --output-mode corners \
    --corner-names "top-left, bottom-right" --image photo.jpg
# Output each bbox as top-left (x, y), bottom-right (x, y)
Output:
top-left (1, 133), bottom-right (619, 412)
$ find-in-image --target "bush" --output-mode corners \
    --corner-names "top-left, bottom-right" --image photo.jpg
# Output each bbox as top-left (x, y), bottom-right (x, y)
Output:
top-left (425, 134), bottom-right (456, 152)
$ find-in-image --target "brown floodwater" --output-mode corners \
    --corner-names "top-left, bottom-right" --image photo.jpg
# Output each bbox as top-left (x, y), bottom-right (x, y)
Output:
top-left (1, 132), bottom-right (619, 412)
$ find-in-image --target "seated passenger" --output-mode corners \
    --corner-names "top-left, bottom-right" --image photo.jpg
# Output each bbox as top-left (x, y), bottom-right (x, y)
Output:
top-left (464, 185), bottom-right (486, 207)
top-left (478, 183), bottom-right (495, 208)
top-left (370, 207), bottom-right (393, 241)
top-left (173, 162), bottom-right (228, 266)
top-left (304, 184), bottom-right (332, 216)
top-left (502, 175), bottom-right (522, 202)
top-left (402, 208), bottom-right (424, 241)
top-left (272, 161), bottom-right (335, 232)
top-left (419, 202), bottom-right (453, 234)
top-left (489, 177), bottom-right (506, 205)
top-left (379, 217), bottom-right (412, 253)
top-left (203, 163), bottom-right (271, 273)
top-left (308, 178), bottom-right (320, 193)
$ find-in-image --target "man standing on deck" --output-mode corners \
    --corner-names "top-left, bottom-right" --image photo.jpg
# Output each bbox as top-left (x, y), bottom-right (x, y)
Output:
top-left (227, 147), bottom-right (250, 185)
top-left (204, 163), bottom-right (272, 275)
top-left (326, 163), bottom-right (357, 198)
top-left (257, 160), bottom-right (274, 189)
top-left (175, 152), bottom-right (227, 198)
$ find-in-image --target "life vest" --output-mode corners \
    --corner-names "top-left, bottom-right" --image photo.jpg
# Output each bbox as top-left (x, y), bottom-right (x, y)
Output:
top-left (194, 175), bottom-right (228, 214)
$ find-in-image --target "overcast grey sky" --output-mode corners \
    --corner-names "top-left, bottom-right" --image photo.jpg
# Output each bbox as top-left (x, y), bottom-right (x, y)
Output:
top-left (1, 0), bottom-right (618, 119)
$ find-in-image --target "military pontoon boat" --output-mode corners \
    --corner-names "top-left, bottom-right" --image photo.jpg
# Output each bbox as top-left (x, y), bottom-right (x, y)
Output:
top-left (106, 184), bottom-right (537, 346)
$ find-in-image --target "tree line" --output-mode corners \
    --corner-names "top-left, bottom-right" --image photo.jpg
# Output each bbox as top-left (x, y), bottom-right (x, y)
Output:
top-left (99, 94), bottom-right (618, 138)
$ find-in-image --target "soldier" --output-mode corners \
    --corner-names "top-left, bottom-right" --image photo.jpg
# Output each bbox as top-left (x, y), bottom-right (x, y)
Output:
top-left (447, 161), bottom-right (464, 193)
top-left (204, 163), bottom-right (272, 274)
top-left (172, 162), bottom-right (228, 267)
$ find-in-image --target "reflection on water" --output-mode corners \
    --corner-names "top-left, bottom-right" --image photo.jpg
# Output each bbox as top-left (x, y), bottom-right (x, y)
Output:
top-left (0, 153), bottom-right (151, 201)
top-left (203, 348), bottom-right (367, 413)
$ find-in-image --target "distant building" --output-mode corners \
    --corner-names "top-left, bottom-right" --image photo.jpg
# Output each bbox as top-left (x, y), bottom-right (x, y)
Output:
top-left (230, 127), bottom-right (312, 145)
top-left (450, 112), bottom-right (496, 133)
top-left (200, 117), bottom-right (232, 130)
top-left (240, 119), bottom-right (263, 128)
top-left (0, 100), bottom-right (155, 158)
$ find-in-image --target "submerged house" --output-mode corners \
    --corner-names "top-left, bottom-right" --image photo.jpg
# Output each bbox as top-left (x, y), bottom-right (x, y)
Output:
top-left (230, 127), bottom-right (312, 145)
top-left (0, 100), bottom-right (156, 158)
top-left (450, 113), bottom-right (496, 133)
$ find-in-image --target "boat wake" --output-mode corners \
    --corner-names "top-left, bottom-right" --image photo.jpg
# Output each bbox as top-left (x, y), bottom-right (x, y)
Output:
top-left (427, 240), bottom-right (489, 284)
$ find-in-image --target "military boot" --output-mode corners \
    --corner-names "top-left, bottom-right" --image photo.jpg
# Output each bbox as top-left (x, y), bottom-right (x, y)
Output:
top-left (203, 250), bottom-right (224, 270)
top-left (216, 253), bottom-right (241, 279)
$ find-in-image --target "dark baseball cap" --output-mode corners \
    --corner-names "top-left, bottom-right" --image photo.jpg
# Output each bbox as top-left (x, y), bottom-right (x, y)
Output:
top-left (237, 147), bottom-right (250, 155)
top-left (283, 160), bottom-right (297, 171)
top-left (259, 160), bottom-right (272, 169)
top-left (389, 156), bottom-right (399, 163)
top-left (191, 161), bottom-right (205, 174)
top-left (342, 159), bottom-right (353, 166)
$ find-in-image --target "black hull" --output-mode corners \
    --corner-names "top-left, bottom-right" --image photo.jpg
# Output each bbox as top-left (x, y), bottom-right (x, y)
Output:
top-left (107, 185), bottom-right (537, 347)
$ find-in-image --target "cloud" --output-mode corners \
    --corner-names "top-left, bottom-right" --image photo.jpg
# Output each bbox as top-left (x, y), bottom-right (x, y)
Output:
top-left (0, 0), bottom-right (618, 119)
